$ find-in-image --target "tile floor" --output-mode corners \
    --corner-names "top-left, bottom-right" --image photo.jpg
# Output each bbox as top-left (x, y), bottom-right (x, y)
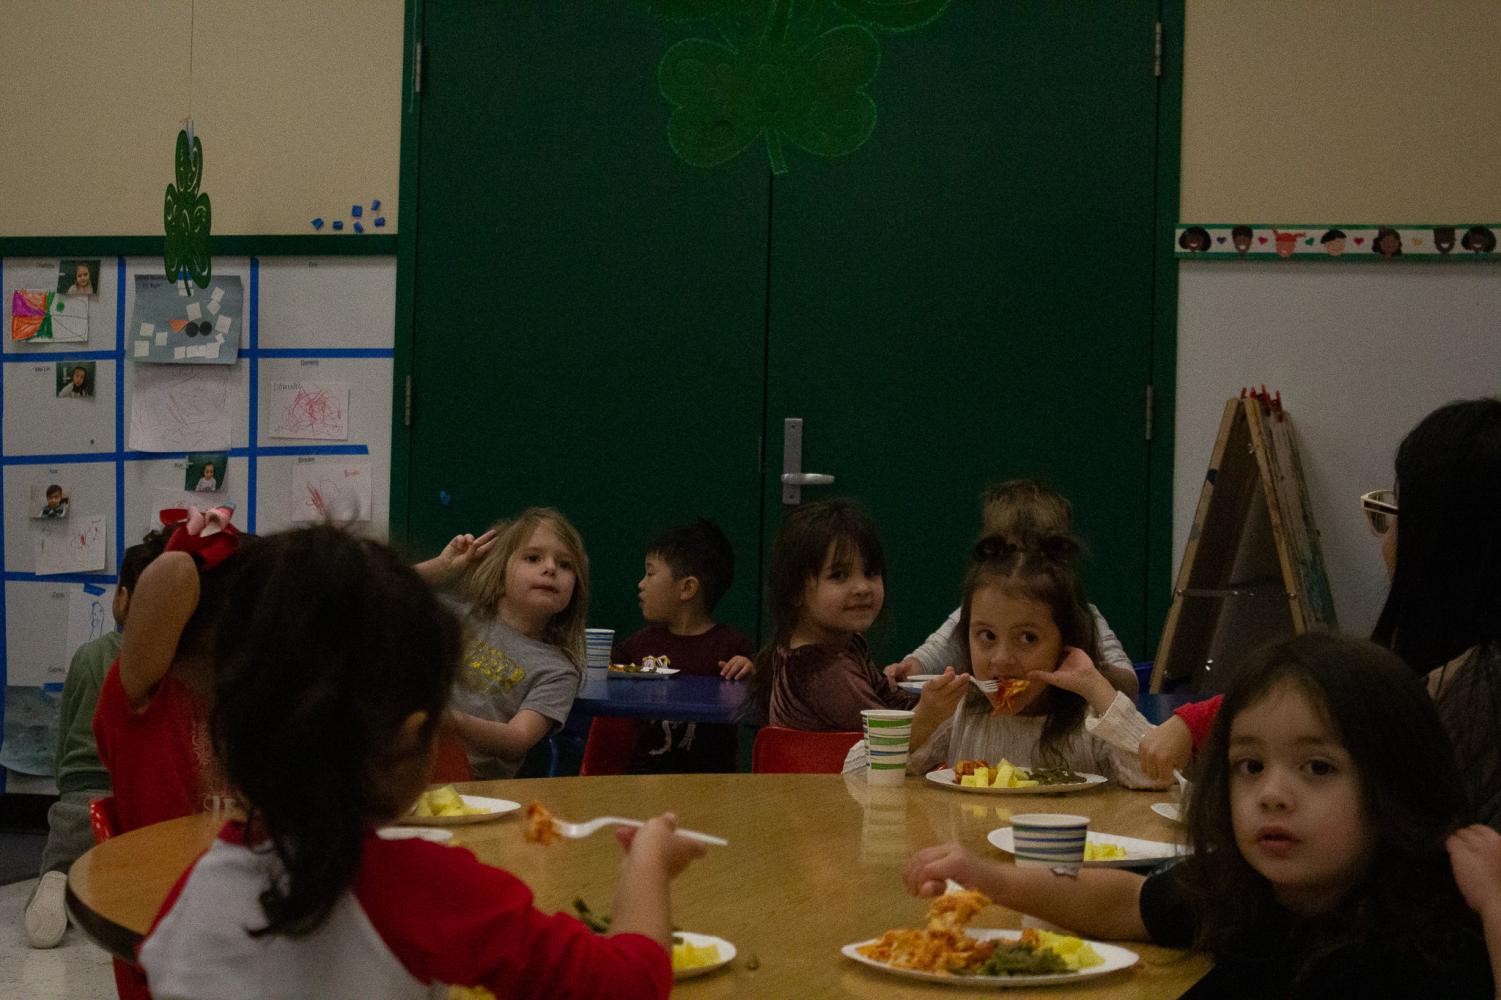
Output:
top-left (0, 877), bottom-right (114, 998)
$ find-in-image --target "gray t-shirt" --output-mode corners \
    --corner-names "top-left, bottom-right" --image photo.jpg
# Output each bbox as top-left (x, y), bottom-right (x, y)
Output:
top-left (447, 604), bottom-right (581, 780)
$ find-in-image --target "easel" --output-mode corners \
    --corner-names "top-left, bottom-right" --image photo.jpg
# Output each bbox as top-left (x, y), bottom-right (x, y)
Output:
top-left (1150, 389), bottom-right (1337, 694)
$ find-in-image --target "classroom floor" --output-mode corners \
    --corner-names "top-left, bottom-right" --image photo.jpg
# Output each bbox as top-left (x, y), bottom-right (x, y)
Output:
top-left (0, 876), bottom-right (114, 998)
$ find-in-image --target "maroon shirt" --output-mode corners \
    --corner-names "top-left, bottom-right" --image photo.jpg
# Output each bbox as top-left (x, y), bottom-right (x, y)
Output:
top-left (768, 634), bottom-right (916, 732)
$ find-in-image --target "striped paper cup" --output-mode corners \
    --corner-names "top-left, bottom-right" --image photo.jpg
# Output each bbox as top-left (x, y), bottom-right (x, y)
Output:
top-left (1010, 814), bottom-right (1089, 871)
top-left (860, 709), bottom-right (914, 730)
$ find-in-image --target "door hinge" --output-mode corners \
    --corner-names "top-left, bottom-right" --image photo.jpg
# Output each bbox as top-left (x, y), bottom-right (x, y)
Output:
top-left (1153, 22), bottom-right (1162, 78)
top-left (1144, 384), bottom-right (1154, 441)
top-left (404, 375), bottom-right (413, 427)
top-left (413, 43), bottom-right (425, 94)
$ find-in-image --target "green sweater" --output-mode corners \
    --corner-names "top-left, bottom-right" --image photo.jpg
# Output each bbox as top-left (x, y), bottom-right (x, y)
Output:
top-left (55, 630), bottom-right (121, 794)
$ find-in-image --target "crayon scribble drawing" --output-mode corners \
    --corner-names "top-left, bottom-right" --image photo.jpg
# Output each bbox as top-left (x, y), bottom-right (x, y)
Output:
top-left (270, 381), bottom-right (349, 441)
top-left (290, 462), bottom-right (372, 523)
top-left (129, 365), bottom-right (232, 452)
top-left (35, 515), bottom-right (107, 576)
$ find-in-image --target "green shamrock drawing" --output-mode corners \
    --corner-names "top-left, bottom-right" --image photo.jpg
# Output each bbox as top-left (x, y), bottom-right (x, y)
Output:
top-left (163, 128), bottom-right (213, 290)
top-left (658, 0), bottom-right (878, 173)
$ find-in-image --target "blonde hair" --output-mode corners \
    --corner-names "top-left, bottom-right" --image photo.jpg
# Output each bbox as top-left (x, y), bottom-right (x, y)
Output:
top-left (464, 507), bottom-right (589, 668)
top-left (980, 479), bottom-right (1072, 539)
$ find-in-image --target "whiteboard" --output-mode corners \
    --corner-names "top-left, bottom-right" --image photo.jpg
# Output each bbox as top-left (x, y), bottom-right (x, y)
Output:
top-left (0, 254), bottom-right (396, 786)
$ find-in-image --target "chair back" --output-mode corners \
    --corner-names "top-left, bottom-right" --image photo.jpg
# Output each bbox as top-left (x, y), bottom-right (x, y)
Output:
top-left (751, 726), bottom-right (861, 774)
top-left (430, 727), bottom-right (473, 784)
top-left (88, 795), bottom-right (121, 845)
top-left (580, 717), bottom-right (638, 776)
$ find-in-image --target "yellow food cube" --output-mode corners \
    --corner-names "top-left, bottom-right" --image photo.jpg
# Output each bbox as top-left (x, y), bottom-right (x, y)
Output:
top-left (1034, 930), bottom-right (1104, 970)
top-left (1013, 779), bottom-right (1039, 788)
top-left (671, 941), bottom-right (721, 972)
top-left (412, 797), bottom-right (434, 817)
top-left (960, 774), bottom-right (985, 787)
top-left (1083, 841), bottom-right (1128, 861)
top-left (992, 763), bottom-right (1014, 787)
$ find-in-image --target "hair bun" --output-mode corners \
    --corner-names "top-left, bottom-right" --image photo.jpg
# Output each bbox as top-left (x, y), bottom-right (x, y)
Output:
top-left (972, 534), bottom-right (1021, 563)
top-left (1035, 532), bottom-right (1080, 563)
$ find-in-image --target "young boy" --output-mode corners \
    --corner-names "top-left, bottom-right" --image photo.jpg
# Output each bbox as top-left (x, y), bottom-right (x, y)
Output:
top-left (612, 519), bottom-right (753, 773)
top-left (24, 531), bottom-right (167, 948)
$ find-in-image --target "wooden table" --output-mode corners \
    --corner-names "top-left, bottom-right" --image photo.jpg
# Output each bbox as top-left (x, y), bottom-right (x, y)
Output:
top-left (68, 774), bottom-right (1209, 996)
top-left (571, 668), bottom-right (748, 723)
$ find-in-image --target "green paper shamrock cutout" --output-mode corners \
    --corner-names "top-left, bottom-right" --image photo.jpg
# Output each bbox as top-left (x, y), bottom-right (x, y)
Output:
top-left (658, 0), bottom-right (878, 173)
top-left (164, 128), bottom-right (213, 290)
top-left (831, 0), bottom-right (950, 32)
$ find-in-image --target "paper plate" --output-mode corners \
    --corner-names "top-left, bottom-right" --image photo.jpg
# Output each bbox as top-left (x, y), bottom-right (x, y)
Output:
top-left (925, 768), bottom-right (1107, 795)
top-left (605, 666), bottom-right (680, 680)
top-left (987, 827), bottom-right (1184, 868)
top-left (396, 794), bottom-right (521, 826)
top-left (1150, 802), bottom-right (1183, 824)
top-left (842, 929), bottom-right (1138, 987)
top-left (377, 825), bottom-right (453, 843)
top-left (674, 931), bottom-right (736, 980)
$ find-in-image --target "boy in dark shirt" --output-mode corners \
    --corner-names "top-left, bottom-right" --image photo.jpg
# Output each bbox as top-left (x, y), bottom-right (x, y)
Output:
top-left (612, 519), bottom-right (752, 773)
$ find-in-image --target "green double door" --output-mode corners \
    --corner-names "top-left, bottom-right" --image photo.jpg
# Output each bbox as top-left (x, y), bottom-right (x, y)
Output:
top-left (401, 2), bottom-right (1170, 662)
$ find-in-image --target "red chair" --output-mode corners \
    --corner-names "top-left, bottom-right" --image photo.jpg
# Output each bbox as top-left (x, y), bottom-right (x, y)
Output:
top-left (751, 727), bottom-right (861, 774)
top-left (579, 717), bottom-right (638, 776)
top-left (430, 727), bottom-right (473, 784)
top-left (88, 797), bottom-right (150, 1000)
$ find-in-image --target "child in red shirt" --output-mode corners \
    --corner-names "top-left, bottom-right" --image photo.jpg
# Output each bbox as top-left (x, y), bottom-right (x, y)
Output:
top-left (140, 525), bottom-right (705, 999)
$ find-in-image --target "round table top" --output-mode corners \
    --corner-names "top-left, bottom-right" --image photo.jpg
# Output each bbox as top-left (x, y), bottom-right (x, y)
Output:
top-left (68, 772), bottom-right (1210, 996)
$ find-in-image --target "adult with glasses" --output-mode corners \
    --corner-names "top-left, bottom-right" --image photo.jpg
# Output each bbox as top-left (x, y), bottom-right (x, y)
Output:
top-left (1367, 396), bottom-right (1501, 830)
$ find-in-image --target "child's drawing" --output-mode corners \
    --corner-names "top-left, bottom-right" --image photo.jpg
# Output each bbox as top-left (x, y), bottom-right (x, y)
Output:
top-left (290, 462), bottom-right (371, 523)
top-left (269, 381), bottom-right (349, 441)
top-left (129, 365), bottom-right (231, 452)
top-left (10, 290), bottom-right (88, 343)
top-left (64, 587), bottom-right (111, 682)
top-left (130, 274), bottom-right (241, 364)
top-left (35, 514), bottom-right (107, 576)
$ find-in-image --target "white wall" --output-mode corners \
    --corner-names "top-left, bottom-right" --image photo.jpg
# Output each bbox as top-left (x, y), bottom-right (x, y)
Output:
top-left (1174, 261), bottom-right (1501, 637)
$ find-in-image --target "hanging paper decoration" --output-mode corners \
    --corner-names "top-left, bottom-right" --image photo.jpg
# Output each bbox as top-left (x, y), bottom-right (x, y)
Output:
top-left (645, 0), bottom-right (951, 173)
top-left (1174, 223), bottom-right (1501, 261)
top-left (163, 127), bottom-right (213, 291)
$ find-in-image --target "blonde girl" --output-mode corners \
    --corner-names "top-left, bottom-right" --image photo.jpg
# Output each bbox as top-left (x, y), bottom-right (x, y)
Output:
top-left (417, 507), bottom-right (590, 778)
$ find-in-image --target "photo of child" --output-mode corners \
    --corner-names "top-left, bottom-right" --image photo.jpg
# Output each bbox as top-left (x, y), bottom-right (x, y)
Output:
top-left (56, 260), bottom-right (100, 297)
top-left (186, 453), bottom-right (227, 492)
top-left (31, 484), bottom-right (70, 520)
top-left (55, 362), bottom-right (94, 399)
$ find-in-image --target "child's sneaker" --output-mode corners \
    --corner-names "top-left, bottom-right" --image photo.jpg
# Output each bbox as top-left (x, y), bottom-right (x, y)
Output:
top-left (24, 870), bottom-right (69, 948)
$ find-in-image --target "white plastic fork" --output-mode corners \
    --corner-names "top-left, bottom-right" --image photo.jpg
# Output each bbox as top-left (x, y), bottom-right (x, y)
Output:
top-left (552, 815), bottom-right (728, 847)
top-left (969, 675), bottom-right (999, 694)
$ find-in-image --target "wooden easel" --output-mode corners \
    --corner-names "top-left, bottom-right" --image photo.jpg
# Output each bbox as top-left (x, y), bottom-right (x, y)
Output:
top-left (1150, 390), bottom-right (1337, 694)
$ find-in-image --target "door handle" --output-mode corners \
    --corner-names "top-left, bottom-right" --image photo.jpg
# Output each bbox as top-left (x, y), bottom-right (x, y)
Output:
top-left (782, 418), bottom-right (835, 505)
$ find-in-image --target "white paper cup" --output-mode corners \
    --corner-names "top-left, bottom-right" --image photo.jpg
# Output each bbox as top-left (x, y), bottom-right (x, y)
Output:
top-left (862, 709), bottom-right (912, 786)
top-left (584, 628), bottom-right (614, 668)
top-left (867, 760), bottom-right (907, 785)
top-left (1010, 813), bottom-right (1089, 871)
top-left (861, 709), bottom-right (914, 730)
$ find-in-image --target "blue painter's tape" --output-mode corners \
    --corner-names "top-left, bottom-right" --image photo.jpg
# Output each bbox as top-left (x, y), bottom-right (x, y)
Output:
top-left (248, 258), bottom-right (259, 535)
top-left (331, 220), bottom-right (344, 231)
top-left (115, 256), bottom-right (126, 567)
top-left (256, 348), bottom-right (394, 359)
top-left (3, 349), bottom-right (119, 364)
top-left (353, 222), bottom-right (365, 234)
top-left (311, 218), bottom-right (324, 230)
top-left (351, 204), bottom-right (363, 218)
top-left (370, 199), bottom-right (381, 211)
top-left (373, 217), bottom-right (386, 228)
top-left (0, 254), bottom-right (6, 707)
top-left (4, 572), bottom-right (119, 585)
top-left (82, 584), bottom-right (106, 596)
top-left (252, 445), bottom-right (369, 458)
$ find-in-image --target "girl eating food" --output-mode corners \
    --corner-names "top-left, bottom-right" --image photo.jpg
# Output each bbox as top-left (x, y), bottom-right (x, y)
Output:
top-left (903, 633), bottom-right (1494, 997)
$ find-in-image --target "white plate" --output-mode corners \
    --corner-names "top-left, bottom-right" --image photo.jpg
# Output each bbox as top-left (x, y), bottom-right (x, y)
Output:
top-left (397, 794), bottom-right (522, 826)
top-left (898, 673), bottom-right (942, 692)
top-left (377, 826), bottom-right (453, 843)
top-left (842, 928), bottom-right (1138, 987)
top-left (674, 931), bottom-right (736, 980)
top-left (925, 768), bottom-right (1107, 795)
top-left (987, 827), bottom-right (1184, 868)
top-left (605, 666), bottom-right (681, 680)
top-left (1151, 802), bottom-right (1183, 824)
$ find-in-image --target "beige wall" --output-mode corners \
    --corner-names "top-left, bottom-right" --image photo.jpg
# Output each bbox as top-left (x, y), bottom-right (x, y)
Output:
top-left (1181, 1), bottom-right (1501, 220)
top-left (0, 1), bottom-right (404, 236)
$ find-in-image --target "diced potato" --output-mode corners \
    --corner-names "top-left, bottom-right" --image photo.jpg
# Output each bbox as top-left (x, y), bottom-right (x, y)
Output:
top-left (671, 941), bottom-right (721, 972)
top-left (961, 774), bottom-right (984, 787)
top-left (1034, 929), bottom-right (1104, 970)
top-left (1083, 841), bottom-right (1128, 861)
top-left (992, 763), bottom-right (1013, 787)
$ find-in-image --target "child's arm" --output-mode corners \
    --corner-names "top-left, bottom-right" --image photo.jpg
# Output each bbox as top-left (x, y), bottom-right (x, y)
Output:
top-left (413, 529), bottom-right (497, 588)
top-left (910, 669), bottom-right (968, 752)
top-left (1447, 824), bottom-right (1501, 999)
top-left (1138, 716), bottom-right (1194, 782)
top-left (118, 552), bottom-right (199, 709)
top-left (1090, 606), bottom-right (1139, 698)
top-left (718, 655), bottom-right (754, 680)
top-left (886, 607), bottom-right (963, 680)
top-left (448, 708), bottom-right (552, 763)
top-left (904, 842), bottom-right (1150, 941)
top-left (1173, 695), bottom-right (1223, 750)
top-left (1035, 648), bottom-right (1169, 789)
top-left (609, 813), bottom-right (707, 949)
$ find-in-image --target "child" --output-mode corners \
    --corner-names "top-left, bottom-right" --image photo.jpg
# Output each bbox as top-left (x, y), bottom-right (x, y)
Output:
top-left (23, 532), bottom-right (167, 949)
top-left (40, 484), bottom-right (68, 518)
top-left (744, 500), bottom-right (959, 733)
top-left (139, 525), bottom-right (705, 998)
top-left (904, 634), bottom-right (1494, 997)
top-left (416, 507), bottom-right (589, 779)
top-left (613, 518), bottom-right (753, 772)
top-left (903, 533), bottom-right (1164, 788)
top-left (885, 480), bottom-right (1139, 699)
top-left (93, 505), bottom-right (246, 834)
top-left (194, 461), bottom-right (217, 492)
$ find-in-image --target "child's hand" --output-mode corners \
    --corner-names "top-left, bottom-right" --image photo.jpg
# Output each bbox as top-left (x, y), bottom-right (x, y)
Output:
top-left (916, 668), bottom-right (968, 714)
top-left (1031, 646), bottom-right (1115, 715)
top-left (439, 529), bottom-right (497, 574)
top-left (884, 656), bottom-right (924, 681)
top-left (719, 655), bottom-right (754, 680)
top-left (1139, 715), bottom-right (1193, 782)
top-left (903, 842), bottom-right (995, 898)
top-left (1447, 824), bottom-right (1501, 920)
top-left (616, 812), bottom-right (707, 879)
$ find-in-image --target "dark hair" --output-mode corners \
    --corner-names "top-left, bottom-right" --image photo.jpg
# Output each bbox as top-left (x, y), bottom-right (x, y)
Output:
top-left (211, 525), bottom-right (461, 938)
top-left (954, 532), bottom-right (1098, 764)
top-left (980, 479), bottom-right (1072, 538)
top-left (1373, 227), bottom-right (1403, 257)
top-left (1372, 397), bottom-right (1501, 671)
top-left (1182, 633), bottom-right (1477, 982)
top-left (45, 484), bottom-right (62, 497)
top-left (118, 528), bottom-right (170, 592)
top-left (1320, 229), bottom-right (1345, 243)
top-left (1178, 226), bottom-right (1210, 252)
top-left (648, 517), bottom-right (735, 613)
top-left (1231, 225), bottom-right (1253, 240)
top-left (744, 500), bottom-right (885, 721)
top-left (1462, 226), bottom-right (1496, 253)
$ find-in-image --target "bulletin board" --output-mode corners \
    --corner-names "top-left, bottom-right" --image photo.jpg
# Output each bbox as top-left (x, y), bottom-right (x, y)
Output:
top-left (0, 255), bottom-right (395, 790)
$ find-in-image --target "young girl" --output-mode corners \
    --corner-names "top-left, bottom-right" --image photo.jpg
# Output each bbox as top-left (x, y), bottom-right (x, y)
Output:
top-left (139, 525), bottom-right (704, 999)
top-left (885, 480), bottom-right (1139, 698)
top-left (905, 634), bottom-right (1494, 997)
top-left (903, 533), bottom-right (1164, 787)
top-left (416, 507), bottom-right (589, 778)
top-left (744, 500), bottom-right (960, 733)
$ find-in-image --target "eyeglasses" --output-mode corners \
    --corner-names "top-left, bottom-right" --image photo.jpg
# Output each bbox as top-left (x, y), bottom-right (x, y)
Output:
top-left (1360, 490), bottom-right (1398, 536)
